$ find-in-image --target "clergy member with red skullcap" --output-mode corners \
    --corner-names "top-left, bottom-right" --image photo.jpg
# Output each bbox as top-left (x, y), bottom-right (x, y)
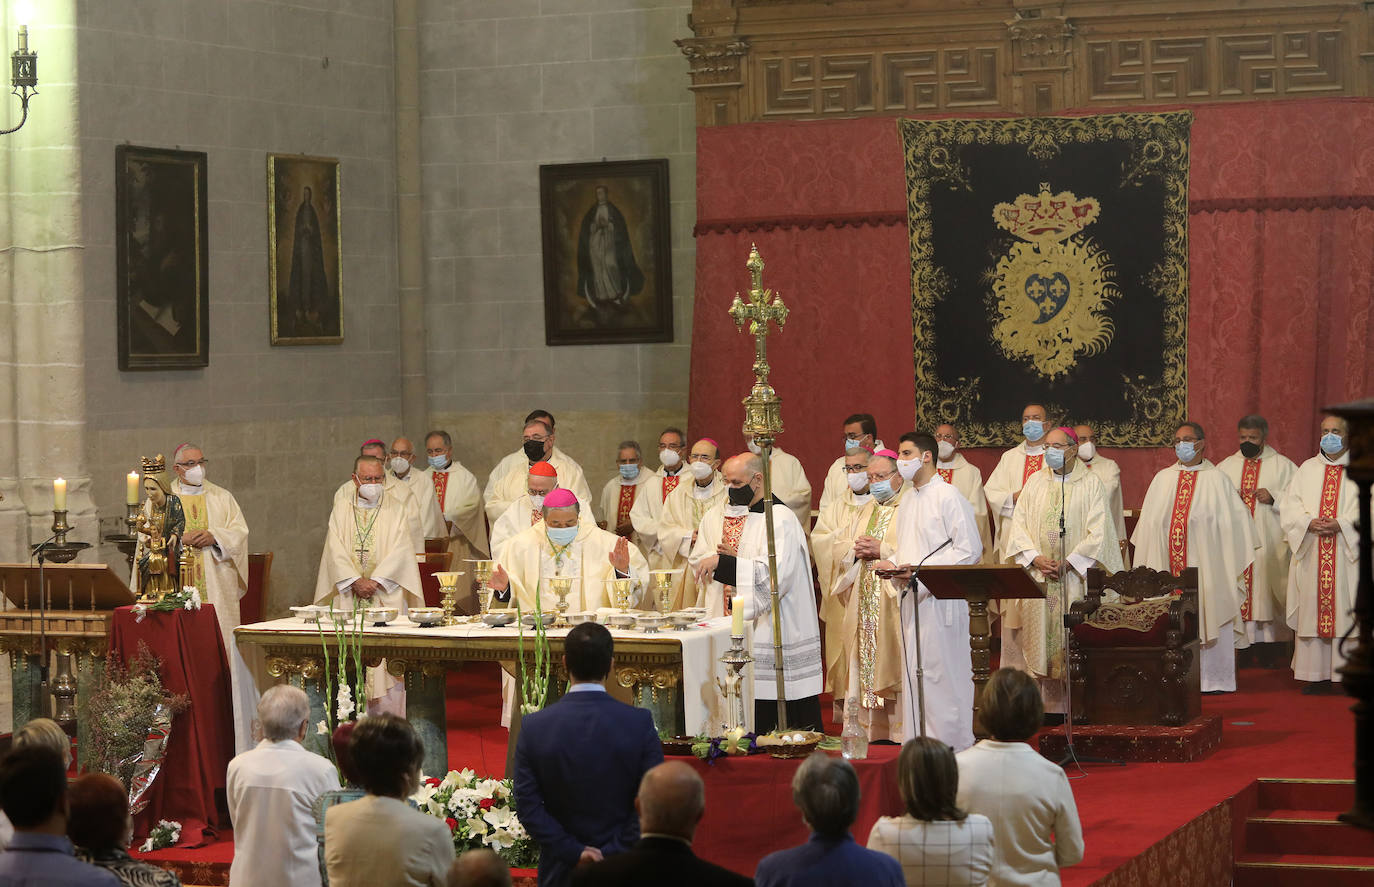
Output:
top-left (489, 460), bottom-right (593, 553)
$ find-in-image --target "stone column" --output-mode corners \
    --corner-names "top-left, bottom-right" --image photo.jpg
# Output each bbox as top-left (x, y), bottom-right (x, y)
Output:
top-left (393, 0), bottom-right (427, 435)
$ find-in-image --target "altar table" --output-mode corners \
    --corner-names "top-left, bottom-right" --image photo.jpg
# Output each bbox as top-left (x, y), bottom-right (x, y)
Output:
top-left (236, 615), bottom-right (751, 776)
top-left (109, 605), bottom-right (235, 844)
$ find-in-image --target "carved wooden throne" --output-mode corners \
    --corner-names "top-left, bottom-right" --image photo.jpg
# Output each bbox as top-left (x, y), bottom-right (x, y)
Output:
top-left (1065, 566), bottom-right (1201, 726)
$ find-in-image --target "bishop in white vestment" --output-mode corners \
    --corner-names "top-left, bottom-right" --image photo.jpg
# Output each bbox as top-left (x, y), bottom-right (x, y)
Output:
top-left (1002, 429), bottom-right (1124, 712)
top-left (983, 404), bottom-right (1051, 560)
top-left (489, 461), bottom-right (565, 554)
top-left (691, 453), bottom-right (822, 733)
top-left (1280, 415), bottom-right (1359, 685)
top-left (1132, 423), bottom-right (1257, 692)
top-left (1218, 417), bottom-right (1297, 646)
top-left (812, 448), bottom-right (873, 700)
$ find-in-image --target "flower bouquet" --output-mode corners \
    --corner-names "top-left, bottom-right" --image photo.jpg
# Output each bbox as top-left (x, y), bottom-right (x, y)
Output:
top-left (131, 585), bottom-right (202, 622)
top-left (139, 819), bottom-right (182, 852)
top-left (410, 769), bottom-right (538, 868)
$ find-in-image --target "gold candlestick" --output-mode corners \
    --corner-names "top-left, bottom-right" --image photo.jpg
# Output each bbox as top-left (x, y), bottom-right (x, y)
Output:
top-left (434, 571), bottom-right (465, 625)
top-left (467, 559), bottom-right (495, 620)
top-left (103, 503), bottom-right (142, 572)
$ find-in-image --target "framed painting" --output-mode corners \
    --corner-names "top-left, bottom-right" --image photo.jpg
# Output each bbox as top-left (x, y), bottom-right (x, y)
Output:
top-left (268, 153), bottom-right (343, 345)
top-left (539, 159), bottom-right (673, 345)
top-left (115, 145), bottom-right (210, 370)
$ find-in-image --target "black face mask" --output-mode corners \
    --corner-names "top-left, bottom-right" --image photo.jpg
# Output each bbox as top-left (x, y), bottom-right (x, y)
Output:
top-left (727, 484), bottom-right (755, 507)
top-left (523, 440), bottom-right (546, 462)
top-left (1239, 441), bottom-right (1262, 459)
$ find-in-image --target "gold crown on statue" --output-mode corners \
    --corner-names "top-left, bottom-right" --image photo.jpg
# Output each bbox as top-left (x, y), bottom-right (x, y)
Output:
top-left (141, 454), bottom-right (165, 475)
top-left (992, 183), bottom-right (1100, 244)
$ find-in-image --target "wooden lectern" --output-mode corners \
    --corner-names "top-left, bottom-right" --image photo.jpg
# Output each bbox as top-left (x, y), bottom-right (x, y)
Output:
top-left (0, 563), bottom-right (135, 766)
top-left (920, 564), bottom-right (1044, 738)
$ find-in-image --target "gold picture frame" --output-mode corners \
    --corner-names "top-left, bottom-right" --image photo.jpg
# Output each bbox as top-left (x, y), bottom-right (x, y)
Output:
top-left (268, 153), bottom-right (343, 345)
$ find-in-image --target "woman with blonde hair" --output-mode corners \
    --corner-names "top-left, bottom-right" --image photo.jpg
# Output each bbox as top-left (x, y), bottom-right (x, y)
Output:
top-left (868, 737), bottom-right (994, 885)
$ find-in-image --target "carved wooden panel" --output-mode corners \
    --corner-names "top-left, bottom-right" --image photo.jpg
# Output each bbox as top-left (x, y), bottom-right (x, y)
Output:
top-left (756, 47), bottom-right (1003, 117)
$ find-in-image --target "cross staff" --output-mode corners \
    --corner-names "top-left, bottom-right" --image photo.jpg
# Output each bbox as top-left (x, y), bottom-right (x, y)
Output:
top-left (727, 244), bottom-right (792, 729)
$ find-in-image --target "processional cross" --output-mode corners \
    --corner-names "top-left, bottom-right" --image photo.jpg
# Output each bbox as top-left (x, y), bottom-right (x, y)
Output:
top-left (726, 245), bottom-right (792, 728)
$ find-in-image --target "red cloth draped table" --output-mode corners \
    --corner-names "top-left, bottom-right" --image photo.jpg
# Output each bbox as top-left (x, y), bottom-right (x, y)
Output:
top-left (109, 605), bottom-right (235, 844)
top-left (686, 745), bottom-right (903, 875)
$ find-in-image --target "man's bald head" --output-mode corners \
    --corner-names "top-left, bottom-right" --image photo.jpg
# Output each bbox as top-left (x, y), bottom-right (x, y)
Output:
top-left (690, 438), bottom-right (719, 462)
top-left (636, 761), bottom-right (706, 840)
top-left (447, 848), bottom-right (511, 887)
top-left (723, 453), bottom-right (762, 482)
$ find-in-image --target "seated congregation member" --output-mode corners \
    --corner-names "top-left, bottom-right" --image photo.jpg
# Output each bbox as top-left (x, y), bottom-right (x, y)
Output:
top-left (314, 723), bottom-right (367, 886)
top-left (514, 622), bottom-right (664, 887)
top-left (754, 753), bottom-right (903, 887)
top-left (227, 685), bottom-right (341, 887)
top-left (448, 848), bottom-right (511, 887)
top-left (0, 716), bottom-right (75, 848)
top-left (572, 761), bottom-right (752, 887)
top-left (956, 669), bottom-right (1082, 887)
top-left (867, 738), bottom-right (994, 887)
top-left (0, 745), bottom-right (120, 886)
top-left (325, 715), bottom-right (454, 887)
top-left (68, 773), bottom-right (182, 887)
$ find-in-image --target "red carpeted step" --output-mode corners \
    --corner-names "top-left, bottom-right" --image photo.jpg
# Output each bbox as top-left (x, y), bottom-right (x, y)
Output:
top-left (1245, 813), bottom-right (1374, 857)
top-left (1255, 777), bottom-right (1354, 812)
top-left (1235, 855), bottom-right (1374, 887)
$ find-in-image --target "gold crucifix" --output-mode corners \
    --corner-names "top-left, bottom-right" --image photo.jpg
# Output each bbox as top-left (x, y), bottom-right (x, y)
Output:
top-left (728, 245), bottom-right (788, 439)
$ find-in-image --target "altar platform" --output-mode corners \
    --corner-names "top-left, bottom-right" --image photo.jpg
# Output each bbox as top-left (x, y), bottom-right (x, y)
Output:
top-left (136, 664), bottom-right (1358, 886)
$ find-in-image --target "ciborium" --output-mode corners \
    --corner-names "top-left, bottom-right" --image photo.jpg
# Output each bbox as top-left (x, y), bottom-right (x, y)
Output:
top-left (433, 571), bottom-right (466, 625)
top-left (546, 576), bottom-right (575, 627)
top-left (466, 559), bottom-right (495, 621)
top-left (648, 569), bottom-right (680, 614)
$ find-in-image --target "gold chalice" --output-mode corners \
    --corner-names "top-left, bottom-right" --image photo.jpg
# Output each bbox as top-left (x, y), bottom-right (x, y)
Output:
top-left (604, 576), bottom-right (633, 612)
top-left (547, 576), bottom-right (575, 628)
top-left (648, 569), bottom-right (680, 615)
top-left (467, 559), bottom-right (496, 621)
top-left (433, 571), bottom-right (466, 626)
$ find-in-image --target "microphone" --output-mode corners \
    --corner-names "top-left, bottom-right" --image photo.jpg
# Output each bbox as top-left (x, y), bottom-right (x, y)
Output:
top-left (900, 537), bottom-right (953, 598)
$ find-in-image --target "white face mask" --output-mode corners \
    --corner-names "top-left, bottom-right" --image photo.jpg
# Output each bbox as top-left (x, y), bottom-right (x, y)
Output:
top-left (896, 458), bottom-right (919, 481)
top-left (937, 440), bottom-right (954, 461)
top-left (660, 448), bottom-right (681, 469)
top-left (389, 456), bottom-right (410, 475)
top-left (1077, 441), bottom-right (1096, 461)
top-left (357, 482), bottom-right (382, 504)
top-left (689, 461), bottom-right (713, 481)
top-left (845, 472), bottom-right (868, 493)
top-left (183, 465), bottom-right (206, 486)
top-left (746, 439), bottom-right (762, 455)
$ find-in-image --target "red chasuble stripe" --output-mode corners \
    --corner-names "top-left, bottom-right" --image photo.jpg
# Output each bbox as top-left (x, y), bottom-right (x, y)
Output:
top-left (432, 470), bottom-right (449, 512)
top-left (1168, 470), bottom-right (1198, 576)
top-left (1317, 464), bottom-right (1344, 638)
top-left (1022, 454), bottom-right (1044, 486)
top-left (938, 468), bottom-right (954, 485)
top-left (662, 474), bottom-right (681, 501)
top-left (615, 484), bottom-right (636, 536)
top-left (1238, 458), bottom-right (1261, 620)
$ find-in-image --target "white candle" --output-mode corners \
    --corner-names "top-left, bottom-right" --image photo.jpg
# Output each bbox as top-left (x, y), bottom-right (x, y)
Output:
top-left (17, 26), bottom-right (27, 54)
top-left (126, 471), bottom-right (140, 505)
top-left (53, 477), bottom-right (66, 511)
top-left (731, 593), bottom-right (744, 636)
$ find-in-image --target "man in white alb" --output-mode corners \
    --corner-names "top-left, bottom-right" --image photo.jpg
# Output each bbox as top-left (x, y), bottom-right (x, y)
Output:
top-left (984, 403), bottom-right (1051, 560)
top-left (657, 439), bottom-right (728, 610)
top-left (816, 413), bottom-right (883, 523)
top-left (597, 440), bottom-right (654, 558)
top-left (1072, 422), bottom-right (1129, 568)
top-left (812, 446), bottom-right (873, 705)
top-left (484, 413), bottom-right (594, 525)
top-left (742, 431), bottom-right (813, 534)
top-left (419, 428), bottom-right (488, 572)
top-left (924, 425), bottom-right (993, 564)
top-left (628, 427), bottom-right (688, 572)
top-left (388, 436), bottom-right (446, 540)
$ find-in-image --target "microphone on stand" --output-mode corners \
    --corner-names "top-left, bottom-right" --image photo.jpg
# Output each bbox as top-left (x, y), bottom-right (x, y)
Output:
top-left (891, 537), bottom-right (953, 740)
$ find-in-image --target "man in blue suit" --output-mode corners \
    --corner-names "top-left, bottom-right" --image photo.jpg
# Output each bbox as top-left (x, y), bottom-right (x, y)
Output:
top-left (514, 621), bottom-right (664, 887)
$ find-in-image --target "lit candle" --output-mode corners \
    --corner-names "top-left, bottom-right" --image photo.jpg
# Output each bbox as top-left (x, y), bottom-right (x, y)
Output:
top-left (17, 26), bottom-right (26, 54)
top-left (731, 593), bottom-right (744, 637)
top-left (126, 471), bottom-right (140, 505)
top-left (53, 477), bottom-right (66, 511)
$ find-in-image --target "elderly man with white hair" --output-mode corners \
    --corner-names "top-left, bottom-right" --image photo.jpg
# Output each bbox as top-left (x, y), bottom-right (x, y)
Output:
top-left (227, 685), bottom-right (341, 887)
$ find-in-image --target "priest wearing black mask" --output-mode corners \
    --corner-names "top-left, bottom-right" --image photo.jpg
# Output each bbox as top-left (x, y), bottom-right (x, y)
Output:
top-left (690, 453), bottom-right (823, 733)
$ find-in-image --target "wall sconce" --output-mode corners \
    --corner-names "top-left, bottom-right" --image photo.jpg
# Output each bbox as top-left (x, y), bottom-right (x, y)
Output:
top-left (1, 24), bottom-right (36, 137)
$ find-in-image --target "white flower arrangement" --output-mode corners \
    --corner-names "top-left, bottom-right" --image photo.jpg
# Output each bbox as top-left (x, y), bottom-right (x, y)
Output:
top-left (409, 769), bottom-right (536, 867)
top-left (132, 586), bottom-right (203, 622)
top-left (138, 819), bottom-right (182, 852)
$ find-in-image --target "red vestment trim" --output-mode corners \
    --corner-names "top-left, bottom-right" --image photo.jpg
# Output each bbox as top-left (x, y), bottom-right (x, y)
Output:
top-left (662, 474), bottom-right (681, 501)
top-left (616, 484), bottom-right (636, 536)
top-left (938, 468), bottom-right (954, 485)
top-left (1317, 464), bottom-right (1344, 638)
top-left (1022, 454), bottom-right (1044, 486)
top-left (1238, 458), bottom-right (1261, 620)
top-left (1168, 470), bottom-right (1198, 577)
top-left (431, 470), bottom-right (449, 512)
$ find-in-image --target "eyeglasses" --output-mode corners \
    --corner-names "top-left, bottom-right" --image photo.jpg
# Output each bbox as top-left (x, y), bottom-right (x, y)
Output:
top-left (389, 450), bottom-right (413, 459)
top-left (934, 432), bottom-right (957, 442)
top-left (425, 447), bottom-right (448, 456)
top-left (1046, 442), bottom-right (1074, 451)
top-left (688, 453), bottom-right (714, 462)
top-left (658, 442), bottom-right (684, 451)
top-left (842, 464), bottom-right (869, 473)
top-left (176, 459), bottom-right (209, 468)
top-left (616, 457), bottom-right (640, 465)
top-left (1174, 436), bottom-right (1201, 444)
top-left (843, 433), bottom-right (867, 441)
top-left (867, 469), bottom-right (897, 482)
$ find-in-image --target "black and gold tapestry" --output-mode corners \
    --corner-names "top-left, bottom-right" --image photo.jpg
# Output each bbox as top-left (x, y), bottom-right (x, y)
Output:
top-left (898, 111), bottom-right (1191, 447)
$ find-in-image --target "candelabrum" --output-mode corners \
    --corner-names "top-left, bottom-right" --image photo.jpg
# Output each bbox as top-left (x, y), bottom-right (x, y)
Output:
top-left (716, 634), bottom-right (754, 734)
top-left (434, 571), bottom-right (465, 625)
top-left (467, 559), bottom-right (495, 621)
top-left (547, 577), bottom-right (574, 627)
top-left (38, 510), bottom-right (91, 565)
top-left (649, 569), bottom-right (678, 614)
top-left (103, 503), bottom-right (141, 572)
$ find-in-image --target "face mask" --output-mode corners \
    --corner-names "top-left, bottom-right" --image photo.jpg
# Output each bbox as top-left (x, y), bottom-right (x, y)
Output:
top-left (1175, 441), bottom-right (1198, 463)
top-left (1077, 441), bottom-right (1096, 462)
top-left (357, 482), bottom-right (382, 504)
top-left (660, 448), bottom-right (681, 469)
top-left (427, 454), bottom-right (448, 470)
top-left (844, 437), bottom-right (864, 453)
top-left (689, 461), bottom-right (713, 481)
top-left (1023, 420), bottom-right (1044, 441)
top-left (389, 456), bottom-right (410, 475)
top-left (546, 526), bottom-right (578, 547)
top-left (870, 479), bottom-right (895, 502)
top-left (937, 440), bottom-right (954, 461)
top-left (727, 484), bottom-right (754, 507)
top-left (619, 464), bottom-right (640, 480)
top-left (1045, 448), bottom-right (1066, 471)
top-left (529, 493), bottom-right (546, 511)
top-left (1321, 432), bottom-right (1345, 455)
top-left (183, 465), bottom-right (205, 486)
top-left (523, 440), bottom-right (546, 462)
top-left (896, 458), bottom-right (919, 481)
top-left (1238, 441), bottom-right (1261, 460)
top-left (846, 472), bottom-right (868, 493)
top-left (746, 439), bottom-right (762, 455)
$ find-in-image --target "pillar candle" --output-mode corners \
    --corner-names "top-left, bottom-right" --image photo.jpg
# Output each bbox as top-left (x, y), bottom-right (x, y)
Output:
top-left (126, 471), bottom-right (140, 505)
top-left (53, 477), bottom-right (67, 511)
top-left (731, 593), bottom-right (744, 636)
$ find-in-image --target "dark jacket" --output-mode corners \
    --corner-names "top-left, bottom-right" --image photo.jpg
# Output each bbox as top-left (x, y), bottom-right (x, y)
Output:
top-left (572, 835), bottom-right (754, 887)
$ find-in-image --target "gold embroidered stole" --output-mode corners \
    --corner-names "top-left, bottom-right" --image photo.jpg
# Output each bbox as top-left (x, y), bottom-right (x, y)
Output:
top-left (1317, 464), bottom-right (1344, 638)
top-left (180, 492), bottom-right (209, 594)
top-left (858, 499), bottom-right (900, 708)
